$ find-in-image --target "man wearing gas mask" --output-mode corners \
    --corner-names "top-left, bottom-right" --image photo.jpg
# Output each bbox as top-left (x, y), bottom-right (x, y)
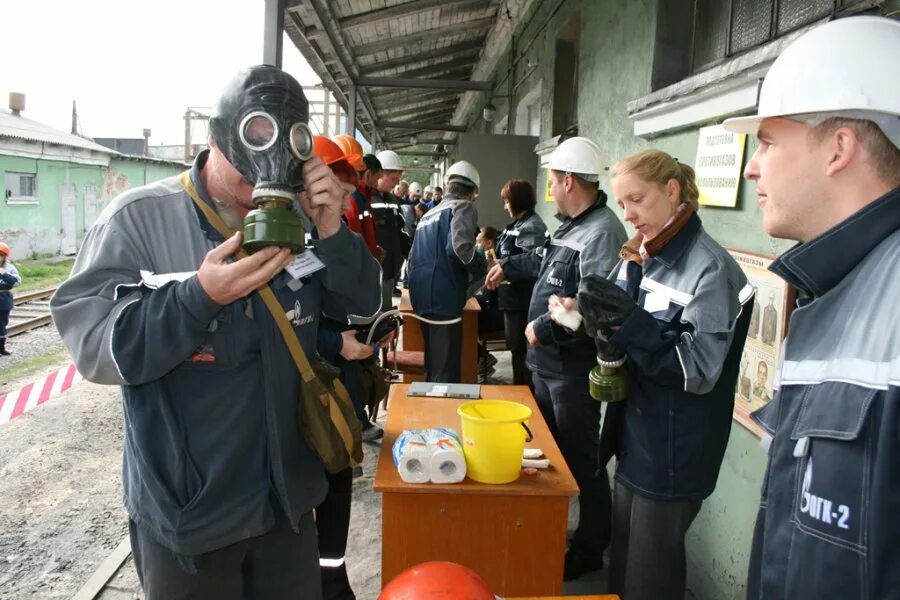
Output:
top-left (50, 65), bottom-right (381, 599)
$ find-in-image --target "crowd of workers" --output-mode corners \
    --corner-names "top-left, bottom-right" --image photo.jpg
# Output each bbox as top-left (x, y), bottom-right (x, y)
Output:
top-left (42, 14), bottom-right (900, 600)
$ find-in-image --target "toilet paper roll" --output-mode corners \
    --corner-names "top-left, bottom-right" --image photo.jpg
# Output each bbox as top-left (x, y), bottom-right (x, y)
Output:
top-left (392, 430), bottom-right (432, 483)
top-left (423, 428), bottom-right (467, 484)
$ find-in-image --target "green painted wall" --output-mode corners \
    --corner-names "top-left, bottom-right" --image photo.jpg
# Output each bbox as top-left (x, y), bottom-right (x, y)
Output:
top-left (1, 151), bottom-right (182, 260)
top-left (458, 1), bottom-right (806, 597)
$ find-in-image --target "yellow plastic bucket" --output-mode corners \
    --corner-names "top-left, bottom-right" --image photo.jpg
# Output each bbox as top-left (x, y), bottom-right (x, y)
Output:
top-left (457, 400), bottom-right (533, 484)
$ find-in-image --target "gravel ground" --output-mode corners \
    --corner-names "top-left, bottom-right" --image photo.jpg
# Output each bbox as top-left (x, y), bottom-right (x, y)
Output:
top-left (0, 325), bottom-right (69, 396)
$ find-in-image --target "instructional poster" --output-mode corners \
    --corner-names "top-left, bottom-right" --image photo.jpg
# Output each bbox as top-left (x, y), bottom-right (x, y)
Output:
top-left (695, 125), bottom-right (746, 208)
top-left (728, 249), bottom-right (795, 437)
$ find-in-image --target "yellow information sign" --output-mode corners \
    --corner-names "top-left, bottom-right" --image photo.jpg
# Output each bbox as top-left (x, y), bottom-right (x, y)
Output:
top-left (544, 173), bottom-right (554, 202)
top-left (694, 125), bottom-right (747, 208)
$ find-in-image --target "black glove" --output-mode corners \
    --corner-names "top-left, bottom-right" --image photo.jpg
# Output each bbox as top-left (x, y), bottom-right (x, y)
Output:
top-left (577, 274), bottom-right (637, 337)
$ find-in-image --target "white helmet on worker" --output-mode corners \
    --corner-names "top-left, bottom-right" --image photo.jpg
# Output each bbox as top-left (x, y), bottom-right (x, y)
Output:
top-left (548, 137), bottom-right (603, 182)
top-left (376, 150), bottom-right (404, 171)
top-left (445, 160), bottom-right (480, 191)
top-left (424, 185), bottom-right (434, 194)
top-left (723, 16), bottom-right (900, 149)
top-left (408, 181), bottom-right (423, 196)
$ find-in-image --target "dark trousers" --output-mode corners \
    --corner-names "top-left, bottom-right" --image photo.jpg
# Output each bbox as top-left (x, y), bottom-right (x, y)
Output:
top-left (0, 308), bottom-right (9, 340)
top-left (337, 358), bottom-right (370, 426)
top-left (503, 310), bottom-right (532, 387)
top-left (532, 372), bottom-right (611, 556)
top-left (129, 511), bottom-right (322, 600)
top-left (316, 468), bottom-right (355, 600)
top-left (421, 320), bottom-right (462, 383)
top-left (609, 481), bottom-right (702, 600)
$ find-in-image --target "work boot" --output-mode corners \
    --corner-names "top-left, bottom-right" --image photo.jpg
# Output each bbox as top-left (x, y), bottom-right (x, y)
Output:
top-left (563, 548), bottom-right (603, 581)
top-left (0, 340), bottom-right (9, 356)
top-left (361, 421), bottom-right (384, 442)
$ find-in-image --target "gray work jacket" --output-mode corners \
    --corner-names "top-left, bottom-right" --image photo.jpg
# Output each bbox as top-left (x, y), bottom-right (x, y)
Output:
top-left (50, 151), bottom-right (381, 556)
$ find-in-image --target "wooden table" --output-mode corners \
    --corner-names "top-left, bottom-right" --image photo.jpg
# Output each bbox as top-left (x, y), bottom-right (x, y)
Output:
top-left (398, 289), bottom-right (480, 383)
top-left (374, 384), bottom-right (579, 597)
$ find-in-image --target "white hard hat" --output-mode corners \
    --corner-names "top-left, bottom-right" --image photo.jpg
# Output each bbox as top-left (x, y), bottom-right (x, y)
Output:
top-left (376, 150), bottom-right (403, 171)
top-left (723, 17), bottom-right (900, 148)
top-left (548, 137), bottom-right (603, 182)
top-left (445, 160), bottom-right (480, 190)
top-left (424, 185), bottom-right (434, 194)
top-left (409, 182), bottom-right (423, 195)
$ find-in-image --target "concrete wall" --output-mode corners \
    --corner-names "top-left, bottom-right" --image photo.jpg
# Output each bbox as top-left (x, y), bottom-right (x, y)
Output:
top-left (459, 1), bottom-right (808, 597)
top-left (1, 150), bottom-right (183, 260)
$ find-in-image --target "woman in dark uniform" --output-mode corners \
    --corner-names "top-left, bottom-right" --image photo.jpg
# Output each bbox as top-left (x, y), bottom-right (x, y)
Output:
top-left (494, 180), bottom-right (547, 387)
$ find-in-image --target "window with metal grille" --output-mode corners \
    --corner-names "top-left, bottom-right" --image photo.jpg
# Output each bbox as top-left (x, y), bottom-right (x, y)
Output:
top-left (690, 0), bottom-right (879, 74)
top-left (5, 172), bottom-right (38, 204)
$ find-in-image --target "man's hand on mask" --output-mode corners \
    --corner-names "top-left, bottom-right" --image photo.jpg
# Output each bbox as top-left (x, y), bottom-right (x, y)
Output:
top-left (300, 157), bottom-right (353, 239)
top-left (577, 274), bottom-right (637, 335)
top-left (197, 232), bottom-right (293, 305)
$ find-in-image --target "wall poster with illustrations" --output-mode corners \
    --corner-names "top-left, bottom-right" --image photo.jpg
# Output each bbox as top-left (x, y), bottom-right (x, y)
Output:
top-left (728, 249), bottom-right (795, 437)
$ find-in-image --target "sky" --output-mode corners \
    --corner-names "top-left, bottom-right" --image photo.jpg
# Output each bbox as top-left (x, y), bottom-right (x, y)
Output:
top-left (0, 0), bottom-right (330, 147)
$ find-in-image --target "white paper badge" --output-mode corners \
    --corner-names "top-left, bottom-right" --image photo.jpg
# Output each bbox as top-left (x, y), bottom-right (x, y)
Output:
top-left (643, 290), bottom-right (670, 313)
top-left (285, 250), bottom-right (325, 280)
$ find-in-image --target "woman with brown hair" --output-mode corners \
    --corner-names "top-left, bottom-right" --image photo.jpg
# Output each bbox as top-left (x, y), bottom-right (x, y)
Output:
top-left (557, 149), bottom-right (754, 599)
top-left (494, 179), bottom-right (547, 387)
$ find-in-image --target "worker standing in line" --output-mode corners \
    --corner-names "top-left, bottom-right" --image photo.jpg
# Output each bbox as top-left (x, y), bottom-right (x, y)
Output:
top-left (345, 153), bottom-right (384, 262)
top-left (432, 186), bottom-right (443, 205)
top-left (494, 180), bottom-right (547, 388)
top-left (50, 65), bottom-right (381, 599)
top-left (486, 137), bottom-right (626, 580)
top-left (407, 181), bottom-right (423, 204)
top-left (372, 150), bottom-right (411, 308)
top-left (567, 149), bottom-right (753, 600)
top-left (408, 161), bottom-right (485, 383)
top-left (721, 16), bottom-right (900, 599)
top-left (0, 242), bottom-right (21, 356)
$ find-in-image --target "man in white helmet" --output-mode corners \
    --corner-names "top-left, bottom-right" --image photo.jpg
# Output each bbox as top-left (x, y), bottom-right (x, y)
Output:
top-left (486, 137), bottom-right (627, 579)
top-left (408, 181), bottom-right (423, 204)
top-left (373, 150), bottom-right (412, 306)
top-left (408, 160), bottom-right (486, 382)
top-left (721, 16), bottom-right (900, 599)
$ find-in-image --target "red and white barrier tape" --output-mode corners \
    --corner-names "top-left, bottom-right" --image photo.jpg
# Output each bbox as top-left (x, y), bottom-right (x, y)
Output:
top-left (0, 362), bottom-right (82, 426)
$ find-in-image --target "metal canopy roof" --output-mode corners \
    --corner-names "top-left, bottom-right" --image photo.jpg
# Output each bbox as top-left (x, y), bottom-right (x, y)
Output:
top-left (284, 0), bottom-right (505, 155)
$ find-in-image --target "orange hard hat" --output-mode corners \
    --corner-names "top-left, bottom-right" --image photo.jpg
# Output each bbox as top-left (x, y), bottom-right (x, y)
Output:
top-left (333, 134), bottom-right (366, 172)
top-left (0, 242), bottom-right (9, 257)
top-left (378, 562), bottom-right (495, 600)
top-left (313, 135), bottom-right (359, 187)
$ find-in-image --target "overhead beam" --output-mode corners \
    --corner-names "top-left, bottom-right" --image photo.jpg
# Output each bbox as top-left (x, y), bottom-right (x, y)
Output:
top-left (359, 41), bottom-right (483, 75)
top-left (353, 16), bottom-right (495, 57)
top-left (378, 102), bottom-right (456, 120)
top-left (370, 87), bottom-right (456, 104)
top-left (395, 150), bottom-right (447, 156)
top-left (377, 121), bottom-right (467, 132)
top-left (391, 56), bottom-right (477, 80)
top-left (385, 138), bottom-right (457, 146)
top-left (359, 76), bottom-right (492, 92)
top-left (388, 108), bottom-right (457, 124)
top-left (339, 0), bottom-right (485, 30)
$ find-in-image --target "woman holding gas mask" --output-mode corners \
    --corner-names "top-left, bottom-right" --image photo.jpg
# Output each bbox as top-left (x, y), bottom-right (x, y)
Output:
top-left (553, 150), bottom-right (753, 599)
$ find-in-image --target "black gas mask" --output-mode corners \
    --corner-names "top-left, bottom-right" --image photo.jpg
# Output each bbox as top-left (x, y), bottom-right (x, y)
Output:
top-left (209, 65), bottom-right (314, 253)
top-left (577, 275), bottom-right (632, 403)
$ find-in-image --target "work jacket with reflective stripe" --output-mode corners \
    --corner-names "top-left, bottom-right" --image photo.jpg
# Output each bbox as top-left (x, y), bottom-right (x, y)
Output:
top-left (346, 185), bottom-right (379, 257)
top-left (407, 195), bottom-right (484, 318)
top-left (747, 186), bottom-right (900, 600)
top-left (496, 210), bottom-right (548, 312)
top-left (49, 150), bottom-right (381, 556)
top-left (502, 193), bottom-right (627, 379)
top-left (602, 213), bottom-right (753, 501)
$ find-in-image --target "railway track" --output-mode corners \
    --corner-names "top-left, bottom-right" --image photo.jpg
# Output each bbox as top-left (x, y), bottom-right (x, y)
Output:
top-left (9, 287), bottom-right (57, 337)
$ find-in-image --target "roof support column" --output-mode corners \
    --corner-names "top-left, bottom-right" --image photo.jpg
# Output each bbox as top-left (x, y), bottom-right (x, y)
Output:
top-left (346, 83), bottom-right (357, 136)
top-left (263, 0), bottom-right (285, 68)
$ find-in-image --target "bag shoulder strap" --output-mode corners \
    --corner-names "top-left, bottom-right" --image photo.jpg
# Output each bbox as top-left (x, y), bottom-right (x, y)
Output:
top-left (177, 171), bottom-right (315, 383)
